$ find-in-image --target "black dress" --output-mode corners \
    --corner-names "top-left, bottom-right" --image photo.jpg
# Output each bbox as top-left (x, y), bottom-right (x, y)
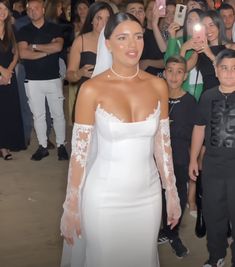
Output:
top-left (0, 42), bottom-right (25, 151)
top-left (77, 51), bottom-right (96, 89)
top-left (72, 35), bottom-right (96, 121)
top-left (141, 28), bottom-right (164, 77)
top-left (197, 45), bottom-right (225, 91)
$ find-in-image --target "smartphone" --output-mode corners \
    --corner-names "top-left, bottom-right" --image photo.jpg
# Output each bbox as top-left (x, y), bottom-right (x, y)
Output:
top-left (192, 23), bottom-right (206, 42)
top-left (155, 0), bottom-right (166, 17)
top-left (174, 4), bottom-right (187, 26)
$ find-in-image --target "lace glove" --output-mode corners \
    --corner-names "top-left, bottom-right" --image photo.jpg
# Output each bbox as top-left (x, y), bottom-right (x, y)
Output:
top-left (154, 118), bottom-right (181, 226)
top-left (60, 123), bottom-right (94, 241)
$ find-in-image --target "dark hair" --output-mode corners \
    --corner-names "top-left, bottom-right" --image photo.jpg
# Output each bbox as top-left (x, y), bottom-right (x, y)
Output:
top-left (26, 0), bottom-right (44, 4)
top-left (73, 0), bottom-right (89, 23)
top-left (166, 0), bottom-right (176, 7)
top-left (188, 0), bottom-right (208, 11)
top-left (219, 3), bottom-right (234, 14)
top-left (165, 55), bottom-right (187, 72)
top-left (13, 0), bottom-right (26, 5)
top-left (45, 0), bottom-right (63, 23)
top-left (183, 8), bottom-right (204, 42)
top-left (104, 12), bottom-right (142, 39)
top-left (0, 0), bottom-right (16, 52)
top-left (125, 0), bottom-right (145, 9)
top-left (80, 2), bottom-right (114, 35)
top-left (215, 49), bottom-right (235, 66)
top-left (202, 10), bottom-right (228, 45)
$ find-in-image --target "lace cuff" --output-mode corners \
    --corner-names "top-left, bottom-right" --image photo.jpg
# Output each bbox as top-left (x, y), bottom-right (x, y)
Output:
top-left (154, 118), bottom-right (181, 219)
top-left (60, 123), bottom-right (94, 238)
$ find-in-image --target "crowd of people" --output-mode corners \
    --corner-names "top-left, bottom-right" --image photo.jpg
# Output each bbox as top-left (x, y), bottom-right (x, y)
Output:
top-left (0, 0), bottom-right (235, 266)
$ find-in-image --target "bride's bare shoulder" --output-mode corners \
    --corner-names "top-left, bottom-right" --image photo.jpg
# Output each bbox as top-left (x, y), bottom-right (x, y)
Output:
top-left (78, 71), bottom-right (110, 99)
top-left (140, 70), bottom-right (168, 98)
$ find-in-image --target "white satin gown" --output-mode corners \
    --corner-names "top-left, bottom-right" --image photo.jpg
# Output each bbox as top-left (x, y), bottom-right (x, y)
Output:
top-left (82, 104), bottom-right (162, 267)
top-left (61, 103), bottom-right (164, 267)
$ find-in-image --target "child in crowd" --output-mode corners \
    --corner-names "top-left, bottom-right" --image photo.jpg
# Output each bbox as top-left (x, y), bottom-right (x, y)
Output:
top-left (158, 56), bottom-right (197, 258)
top-left (189, 49), bottom-right (235, 267)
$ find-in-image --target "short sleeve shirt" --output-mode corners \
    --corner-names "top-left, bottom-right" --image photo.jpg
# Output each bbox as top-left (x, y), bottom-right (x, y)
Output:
top-left (195, 87), bottom-right (235, 158)
top-left (169, 93), bottom-right (197, 165)
top-left (16, 21), bottom-right (63, 80)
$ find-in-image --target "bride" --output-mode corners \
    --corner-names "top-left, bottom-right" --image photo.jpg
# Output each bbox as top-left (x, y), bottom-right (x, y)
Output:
top-left (60, 12), bottom-right (181, 267)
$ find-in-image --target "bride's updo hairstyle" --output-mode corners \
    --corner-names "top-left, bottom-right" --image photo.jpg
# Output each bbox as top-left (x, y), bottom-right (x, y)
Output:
top-left (104, 12), bottom-right (142, 40)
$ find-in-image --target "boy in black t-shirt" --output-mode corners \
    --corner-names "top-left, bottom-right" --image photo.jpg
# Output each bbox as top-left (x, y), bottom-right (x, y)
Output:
top-left (158, 56), bottom-right (197, 258)
top-left (189, 49), bottom-right (235, 267)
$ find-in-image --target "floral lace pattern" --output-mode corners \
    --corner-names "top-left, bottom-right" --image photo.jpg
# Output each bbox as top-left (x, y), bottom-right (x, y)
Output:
top-left (61, 123), bottom-right (94, 238)
top-left (72, 124), bottom-right (94, 166)
top-left (154, 118), bottom-right (181, 220)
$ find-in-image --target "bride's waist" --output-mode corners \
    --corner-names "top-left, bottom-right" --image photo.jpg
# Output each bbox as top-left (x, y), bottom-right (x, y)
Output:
top-left (88, 158), bottom-right (158, 180)
top-left (95, 150), bottom-right (154, 162)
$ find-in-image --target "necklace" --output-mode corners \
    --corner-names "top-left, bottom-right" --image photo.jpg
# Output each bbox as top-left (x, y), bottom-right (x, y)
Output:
top-left (110, 65), bottom-right (139, 79)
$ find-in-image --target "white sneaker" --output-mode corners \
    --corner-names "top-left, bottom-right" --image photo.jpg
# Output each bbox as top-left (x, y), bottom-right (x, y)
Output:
top-left (203, 258), bottom-right (225, 267)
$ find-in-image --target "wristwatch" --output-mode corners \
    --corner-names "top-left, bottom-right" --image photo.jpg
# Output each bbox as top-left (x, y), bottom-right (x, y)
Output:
top-left (32, 44), bottom-right (37, 50)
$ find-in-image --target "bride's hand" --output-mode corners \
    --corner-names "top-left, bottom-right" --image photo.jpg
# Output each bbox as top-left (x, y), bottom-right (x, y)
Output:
top-left (61, 211), bottom-right (81, 246)
top-left (166, 191), bottom-right (181, 229)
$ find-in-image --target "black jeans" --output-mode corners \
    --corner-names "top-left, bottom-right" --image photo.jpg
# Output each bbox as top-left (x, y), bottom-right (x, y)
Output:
top-left (202, 153), bottom-right (235, 264)
top-left (161, 164), bottom-right (188, 240)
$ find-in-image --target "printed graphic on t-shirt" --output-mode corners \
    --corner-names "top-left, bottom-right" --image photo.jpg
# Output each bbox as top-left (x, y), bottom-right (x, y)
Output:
top-left (210, 99), bottom-right (235, 148)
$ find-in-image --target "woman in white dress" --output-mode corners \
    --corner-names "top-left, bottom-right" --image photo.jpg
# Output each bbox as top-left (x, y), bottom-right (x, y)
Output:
top-left (60, 12), bottom-right (181, 267)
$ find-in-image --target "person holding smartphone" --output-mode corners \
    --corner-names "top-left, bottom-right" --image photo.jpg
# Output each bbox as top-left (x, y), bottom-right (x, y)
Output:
top-left (183, 10), bottom-right (235, 92)
top-left (140, 0), bottom-right (166, 77)
top-left (165, 8), bottom-right (205, 100)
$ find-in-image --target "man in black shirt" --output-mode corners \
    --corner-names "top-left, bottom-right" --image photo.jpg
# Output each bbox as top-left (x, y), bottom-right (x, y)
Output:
top-left (189, 49), bottom-right (235, 267)
top-left (17, 0), bottom-right (68, 161)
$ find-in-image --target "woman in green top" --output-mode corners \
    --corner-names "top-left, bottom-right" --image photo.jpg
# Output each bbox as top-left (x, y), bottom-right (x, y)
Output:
top-left (165, 8), bottom-right (204, 101)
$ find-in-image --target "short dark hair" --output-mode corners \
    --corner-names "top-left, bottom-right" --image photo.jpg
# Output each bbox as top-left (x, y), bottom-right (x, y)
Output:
top-left (104, 12), bottom-right (142, 39)
top-left (165, 55), bottom-right (187, 72)
top-left (218, 3), bottom-right (234, 14)
top-left (215, 49), bottom-right (235, 66)
top-left (125, 0), bottom-right (145, 9)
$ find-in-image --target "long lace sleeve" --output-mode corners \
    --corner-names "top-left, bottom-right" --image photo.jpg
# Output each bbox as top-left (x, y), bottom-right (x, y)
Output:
top-left (60, 123), bottom-right (94, 239)
top-left (154, 118), bottom-right (181, 221)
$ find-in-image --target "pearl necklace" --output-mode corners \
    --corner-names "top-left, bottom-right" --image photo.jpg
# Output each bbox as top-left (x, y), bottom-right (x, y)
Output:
top-left (110, 65), bottom-right (139, 79)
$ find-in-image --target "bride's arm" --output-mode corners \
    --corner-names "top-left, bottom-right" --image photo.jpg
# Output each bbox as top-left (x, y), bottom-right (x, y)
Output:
top-left (153, 79), bottom-right (181, 228)
top-left (60, 82), bottom-right (97, 245)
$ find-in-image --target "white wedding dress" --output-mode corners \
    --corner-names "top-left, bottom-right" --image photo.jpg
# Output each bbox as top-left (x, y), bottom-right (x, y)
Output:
top-left (82, 104), bottom-right (162, 267)
top-left (60, 102), bottom-right (180, 267)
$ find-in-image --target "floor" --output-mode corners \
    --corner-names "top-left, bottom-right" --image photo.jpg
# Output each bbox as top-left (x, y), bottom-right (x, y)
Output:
top-left (0, 91), bottom-right (232, 267)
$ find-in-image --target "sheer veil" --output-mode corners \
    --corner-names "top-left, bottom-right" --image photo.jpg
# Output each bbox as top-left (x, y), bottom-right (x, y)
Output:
top-left (61, 29), bottom-right (112, 267)
top-left (92, 28), bottom-right (113, 77)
